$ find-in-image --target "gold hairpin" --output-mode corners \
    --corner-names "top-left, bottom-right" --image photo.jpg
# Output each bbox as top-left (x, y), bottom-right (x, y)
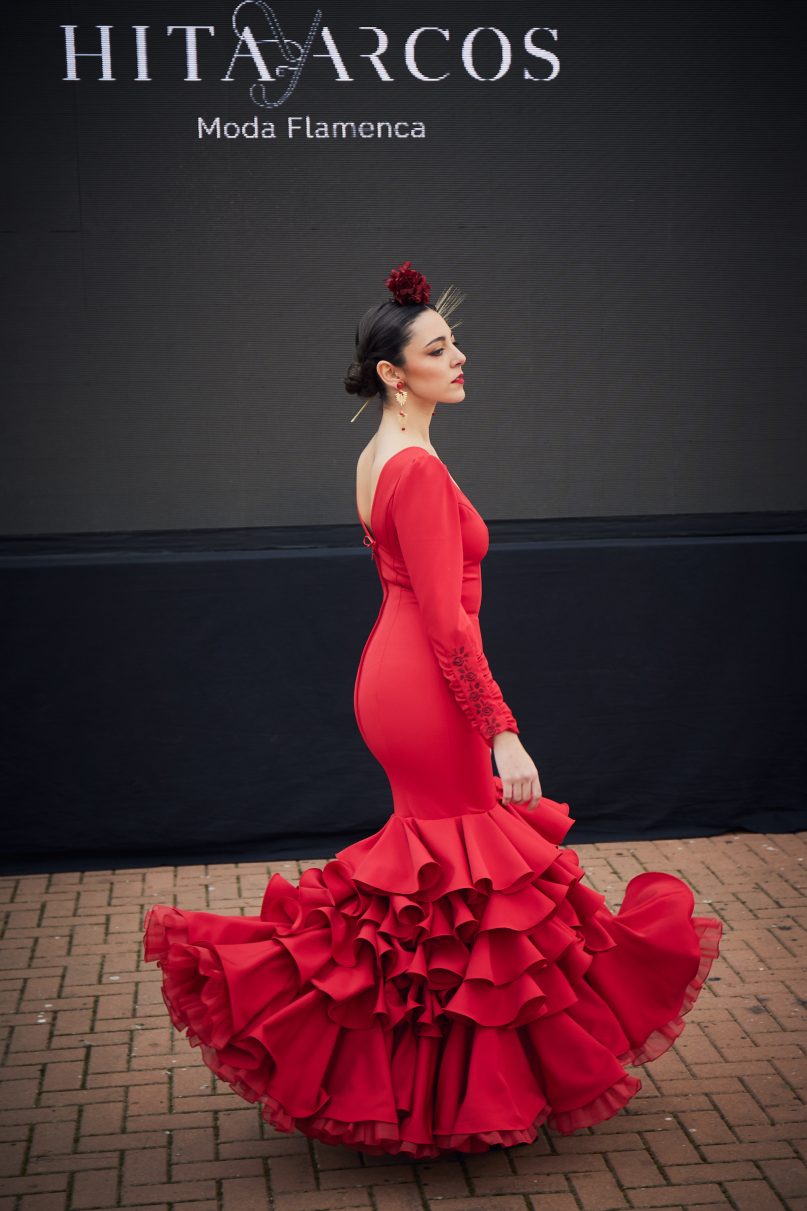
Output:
top-left (350, 398), bottom-right (372, 423)
top-left (433, 283), bottom-right (467, 322)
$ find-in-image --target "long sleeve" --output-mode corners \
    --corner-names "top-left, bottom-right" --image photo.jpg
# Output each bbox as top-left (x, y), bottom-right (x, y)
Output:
top-left (391, 453), bottom-right (519, 748)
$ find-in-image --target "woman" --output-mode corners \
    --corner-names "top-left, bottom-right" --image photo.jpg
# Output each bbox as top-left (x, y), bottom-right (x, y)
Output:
top-left (351, 263), bottom-right (540, 820)
top-left (143, 260), bottom-right (722, 1160)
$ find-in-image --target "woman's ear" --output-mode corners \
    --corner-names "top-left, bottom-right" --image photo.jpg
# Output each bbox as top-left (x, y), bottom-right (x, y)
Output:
top-left (376, 360), bottom-right (400, 390)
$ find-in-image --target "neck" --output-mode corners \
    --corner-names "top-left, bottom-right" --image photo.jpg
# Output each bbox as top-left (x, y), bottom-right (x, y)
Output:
top-left (379, 395), bottom-right (436, 445)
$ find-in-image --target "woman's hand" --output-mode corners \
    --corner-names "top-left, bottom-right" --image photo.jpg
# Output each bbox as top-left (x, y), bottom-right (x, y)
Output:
top-left (492, 731), bottom-right (542, 810)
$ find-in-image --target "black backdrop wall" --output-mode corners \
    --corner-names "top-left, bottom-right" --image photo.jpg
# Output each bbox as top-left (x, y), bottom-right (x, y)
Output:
top-left (1, 2), bottom-right (805, 871)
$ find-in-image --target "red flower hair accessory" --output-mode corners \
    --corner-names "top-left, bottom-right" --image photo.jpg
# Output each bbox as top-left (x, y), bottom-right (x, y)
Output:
top-left (384, 260), bottom-right (431, 306)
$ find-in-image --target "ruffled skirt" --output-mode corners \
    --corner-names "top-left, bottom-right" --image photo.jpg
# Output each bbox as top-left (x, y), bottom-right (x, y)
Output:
top-left (142, 781), bottom-right (722, 1159)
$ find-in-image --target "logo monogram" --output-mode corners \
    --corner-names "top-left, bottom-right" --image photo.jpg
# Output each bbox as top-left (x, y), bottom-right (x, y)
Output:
top-left (230, 2), bottom-right (322, 108)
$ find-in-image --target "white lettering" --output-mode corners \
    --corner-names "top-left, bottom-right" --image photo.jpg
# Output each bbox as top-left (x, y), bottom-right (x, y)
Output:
top-left (523, 28), bottom-right (559, 80)
top-left (59, 20), bottom-right (561, 97)
top-left (354, 26), bottom-right (391, 81)
top-left (166, 25), bottom-right (215, 82)
top-left (284, 115), bottom-right (427, 140)
top-left (133, 26), bottom-right (150, 81)
top-left (462, 28), bottom-right (511, 82)
top-left (356, 26), bottom-right (390, 82)
top-left (222, 25), bottom-right (275, 82)
top-left (405, 27), bottom-right (450, 83)
top-left (241, 116), bottom-right (256, 138)
top-left (314, 25), bottom-right (355, 81)
top-left (61, 25), bottom-right (115, 81)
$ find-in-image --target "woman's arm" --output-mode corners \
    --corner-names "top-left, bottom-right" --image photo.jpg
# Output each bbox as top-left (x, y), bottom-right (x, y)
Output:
top-left (392, 453), bottom-right (519, 748)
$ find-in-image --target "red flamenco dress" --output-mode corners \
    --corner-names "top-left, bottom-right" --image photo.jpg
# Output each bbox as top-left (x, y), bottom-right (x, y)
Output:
top-left (143, 447), bottom-right (723, 1159)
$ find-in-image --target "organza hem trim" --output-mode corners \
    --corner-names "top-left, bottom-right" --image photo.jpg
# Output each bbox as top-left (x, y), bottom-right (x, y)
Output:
top-left (617, 913), bottom-right (723, 1067)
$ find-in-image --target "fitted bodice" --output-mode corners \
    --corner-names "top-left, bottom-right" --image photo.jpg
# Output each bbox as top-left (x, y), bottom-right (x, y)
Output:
top-left (357, 448), bottom-right (489, 616)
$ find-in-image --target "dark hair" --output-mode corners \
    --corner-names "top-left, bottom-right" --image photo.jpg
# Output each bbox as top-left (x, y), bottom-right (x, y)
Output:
top-left (344, 299), bottom-right (433, 409)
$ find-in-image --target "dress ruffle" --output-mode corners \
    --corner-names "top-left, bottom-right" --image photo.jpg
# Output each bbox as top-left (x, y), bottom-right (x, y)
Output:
top-left (143, 780), bottom-right (722, 1159)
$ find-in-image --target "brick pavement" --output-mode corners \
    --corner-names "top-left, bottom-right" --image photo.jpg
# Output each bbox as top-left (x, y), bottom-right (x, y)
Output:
top-left (1, 829), bottom-right (806, 1211)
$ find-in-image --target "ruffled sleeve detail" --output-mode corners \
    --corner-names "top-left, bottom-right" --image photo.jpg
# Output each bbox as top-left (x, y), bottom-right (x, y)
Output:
top-left (391, 453), bottom-right (519, 747)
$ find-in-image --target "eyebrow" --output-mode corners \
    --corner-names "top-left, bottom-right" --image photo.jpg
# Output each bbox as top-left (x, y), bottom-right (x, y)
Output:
top-left (423, 333), bottom-right (452, 347)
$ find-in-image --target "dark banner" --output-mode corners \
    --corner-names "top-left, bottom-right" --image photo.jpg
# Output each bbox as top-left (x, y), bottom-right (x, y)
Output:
top-left (1, 2), bottom-right (804, 535)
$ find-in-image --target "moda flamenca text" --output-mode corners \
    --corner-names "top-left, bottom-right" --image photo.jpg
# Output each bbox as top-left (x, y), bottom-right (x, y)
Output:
top-left (198, 115), bottom-right (427, 140)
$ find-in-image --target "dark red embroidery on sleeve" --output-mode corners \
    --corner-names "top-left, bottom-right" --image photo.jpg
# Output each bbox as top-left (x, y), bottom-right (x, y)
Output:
top-left (444, 644), bottom-right (519, 743)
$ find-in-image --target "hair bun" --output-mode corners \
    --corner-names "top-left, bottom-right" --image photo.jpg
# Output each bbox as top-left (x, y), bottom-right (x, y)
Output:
top-left (344, 359), bottom-right (373, 397)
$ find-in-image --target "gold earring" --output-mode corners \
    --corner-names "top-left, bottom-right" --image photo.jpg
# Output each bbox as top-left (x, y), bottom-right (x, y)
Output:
top-left (395, 381), bottom-right (408, 431)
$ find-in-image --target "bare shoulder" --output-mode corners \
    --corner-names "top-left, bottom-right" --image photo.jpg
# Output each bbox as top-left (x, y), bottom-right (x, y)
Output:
top-left (371, 440), bottom-right (439, 478)
top-left (357, 436), bottom-right (443, 501)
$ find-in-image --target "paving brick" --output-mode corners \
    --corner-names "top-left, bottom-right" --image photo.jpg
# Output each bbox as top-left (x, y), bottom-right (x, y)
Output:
top-left (268, 1152), bottom-right (320, 1192)
top-left (272, 1194), bottom-right (374, 1211)
top-left (665, 1160), bottom-right (763, 1183)
top-left (675, 1109), bottom-right (736, 1144)
top-left (319, 1157), bottom-right (414, 1186)
top-left (125, 1081), bottom-right (169, 1117)
top-left (169, 1126), bottom-right (217, 1163)
top-left (407, 1159), bottom-right (467, 1195)
top-left (0, 1078), bottom-right (39, 1110)
top-left (476, 1173), bottom-right (570, 1196)
top-left (624, 1185), bottom-right (727, 1206)
top-left (41, 1061), bottom-right (85, 1094)
top-left (118, 1181), bottom-right (216, 1204)
top-left (122, 1144), bottom-right (168, 1185)
top-left (569, 1169), bottom-right (628, 1209)
top-left (608, 1148), bottom-right (666, 1187)
top-left (30, 1115), bottom-right (78, 1158)
top-left (722, 1178), bottom-right (792, 1209)
top-left (4, 1176), bottom-right (68, 1197)
top-left (373, 1188), bottom-right (430, 1211)
top-left (18, 1195), bottom-right (69, 1211)
top-left (756, 1156), bottom-right (807, 1198)
top-left (644, 1124), bottom-right (708, 1167)
top-left (221, 1176), bottom-right (273, 1211)
top-left (80, 1101), bottom-right (124, 1136)
top-left (0, 1139), bottom-right (26, 1176)
top-left (86, 1044), bottom-right (129, 1076)
top-left (70, 1168), bottom-right (118, 1209)
top-left (702, 1141), bottom-right (797, 1161)
top-left (432, 1199), bottom-right (534, 1211)
top-left (29, 1154), bottom-right (118, 1175)
top-left (524, 1198), bottom-right (582, 1211)
top-left (172, 1158), bottom-right (263, 1181)
top-left (710, 1090), bottom-right (774, 1125)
